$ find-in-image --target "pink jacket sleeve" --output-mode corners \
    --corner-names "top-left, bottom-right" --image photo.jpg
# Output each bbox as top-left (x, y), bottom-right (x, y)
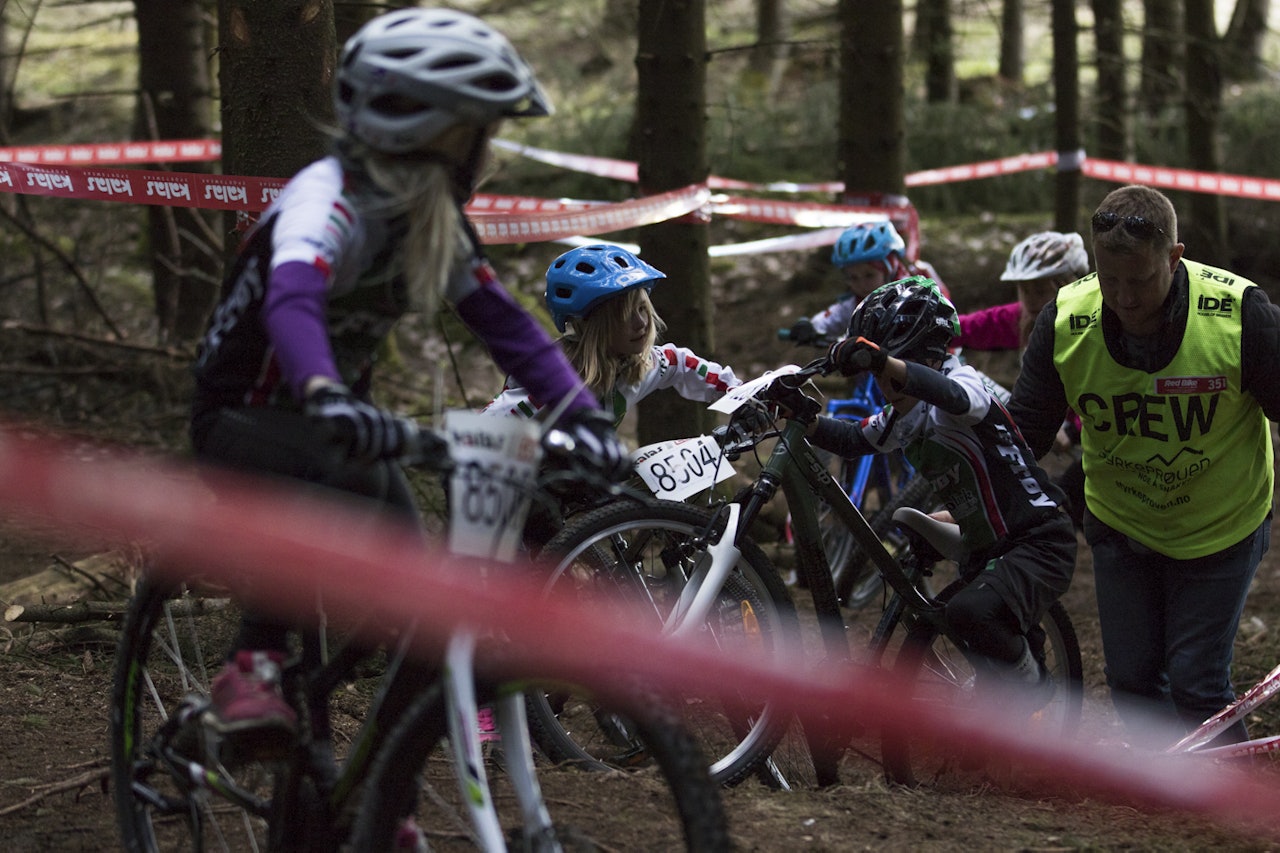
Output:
top-left (955, 301), bottom-right (1022, 351)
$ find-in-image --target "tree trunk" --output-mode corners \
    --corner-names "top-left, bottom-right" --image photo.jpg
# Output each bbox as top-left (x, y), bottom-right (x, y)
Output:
top-left (1052, 0), bottom-right (1082, 233)
top-left (634, 0), bottom-right (712, 445)
top-left (838, 0), bottom-right (906, 197)
top-left (998, 0), bottom-right (1024, 84)
top-left (217, 0), bottom-right (335, 243)
top-left (134, 0), bottom-right (220, 342)
top-left (1139, 0), bottom-right (1182, 117)
top-left (1183, 0), bottom-right (1228, 263)
top-left (1222, 0), bottom-right (1270, 80)
top-left (916, 0), bottom-right (955, 103)
top-left (747, 0), bottom-right (788, 93)
top-left (1090, 0), bottom-right (1128, 163)
top-left (0, 12), bottom-right (10, 137)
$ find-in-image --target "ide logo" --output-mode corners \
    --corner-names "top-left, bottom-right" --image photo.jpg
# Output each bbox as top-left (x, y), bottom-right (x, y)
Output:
top-left (1069, 312), bottom-right (1096, 331)
top-left (1196, 295), bottom-right (1234, 314)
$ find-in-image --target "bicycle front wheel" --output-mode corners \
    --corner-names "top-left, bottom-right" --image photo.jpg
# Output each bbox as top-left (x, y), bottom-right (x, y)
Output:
top-left (879, 600), bottom-right (1083, 789)
top-left (348, 678), bottom-right (731, 852)
top-left (530, 499), bottom-right (804, 788)
top-left (111, 577), bottom-right (279, 852)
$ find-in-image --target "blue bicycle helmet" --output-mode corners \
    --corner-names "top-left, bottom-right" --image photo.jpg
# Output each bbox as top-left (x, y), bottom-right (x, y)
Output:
top-left (830, 221), bottom-right (906, 269)
top-left (846, 276), bottom-right (959, 363)
top-left (545, 245), bottom-right (666, 333)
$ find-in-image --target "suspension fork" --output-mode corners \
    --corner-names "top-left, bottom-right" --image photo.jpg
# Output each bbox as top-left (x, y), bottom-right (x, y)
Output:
top-left (662, 440), bottom-right (784, 638)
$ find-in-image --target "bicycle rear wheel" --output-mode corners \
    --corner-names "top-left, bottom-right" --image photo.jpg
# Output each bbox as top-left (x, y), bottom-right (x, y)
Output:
top-left (878, 600), bottom-right (1083, 789)
top-left (529, 499), bottom-right (804, 788)
top-left (348, 678), bottom-right (731, 852)
top-left (111, 577), bottom-right (280, 851)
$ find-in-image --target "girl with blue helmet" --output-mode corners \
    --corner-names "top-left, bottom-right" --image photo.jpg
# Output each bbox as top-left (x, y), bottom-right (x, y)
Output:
top-left (486, 244), bottom-right (742, 424)
top-left (787, 220), bottom-right (947, 345)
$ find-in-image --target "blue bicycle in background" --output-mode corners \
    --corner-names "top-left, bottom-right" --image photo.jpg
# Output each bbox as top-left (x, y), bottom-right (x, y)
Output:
top-left (778, 329), bottom-right (937, 610)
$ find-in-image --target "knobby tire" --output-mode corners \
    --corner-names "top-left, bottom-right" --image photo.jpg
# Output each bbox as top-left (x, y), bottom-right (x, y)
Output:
top-left (531, 499), bottom-right (802, 787)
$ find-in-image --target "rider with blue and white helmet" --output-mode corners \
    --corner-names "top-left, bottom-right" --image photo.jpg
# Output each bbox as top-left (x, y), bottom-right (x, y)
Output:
top-left (789, 220), bottom-right (947, 344)
top-left (486, 244), bottom-right (742, 424)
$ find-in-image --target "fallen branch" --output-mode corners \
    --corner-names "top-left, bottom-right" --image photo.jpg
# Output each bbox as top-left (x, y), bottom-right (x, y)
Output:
top-left (0, 763), bottom-right (109, 816)
top-left (4, 600), bottom-right (129, 624)
top-left (5, 596), bottom-right (228, 624)
top-left (1, 320), bottom-right (193, 359)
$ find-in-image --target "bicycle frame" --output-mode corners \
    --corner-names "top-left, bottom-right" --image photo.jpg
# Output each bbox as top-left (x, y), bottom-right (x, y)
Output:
top-left (443, 632), bottom-right (555, 849)
top-left (817, 366), bottom-right (919, 521)
top-left (753, 418), bottom-right (939, 622)
top-left (440, 410), bottom-right (558, 851)
top-left (658, 413), bottom-right (942, 673)
top-left (1168, 660), bottom-right (1280, 758)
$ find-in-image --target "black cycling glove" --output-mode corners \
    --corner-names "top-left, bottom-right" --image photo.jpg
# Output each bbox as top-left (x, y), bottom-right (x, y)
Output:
top-left (557, 407), bottom-right (632, 483)
top-left (828, 336), bottom-right (888, 376)
top-left (305, 384), bottom-right (422, 463)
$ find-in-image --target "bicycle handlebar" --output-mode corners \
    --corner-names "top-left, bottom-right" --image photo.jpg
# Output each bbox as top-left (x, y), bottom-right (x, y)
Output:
top-left (777, 327), bottom-right (839, 348)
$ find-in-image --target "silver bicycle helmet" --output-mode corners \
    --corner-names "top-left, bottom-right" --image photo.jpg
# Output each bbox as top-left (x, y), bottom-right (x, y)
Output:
top-left (1000, 231), bottom-right (1089, 282)
top-left (334, 8), bottom-right (552, 154)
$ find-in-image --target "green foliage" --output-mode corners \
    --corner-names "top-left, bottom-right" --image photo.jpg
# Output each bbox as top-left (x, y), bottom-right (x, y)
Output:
top-left (903, 96), bottom-right (1059, 215)
top-left (1219, 86), bottom-right (1280, 179)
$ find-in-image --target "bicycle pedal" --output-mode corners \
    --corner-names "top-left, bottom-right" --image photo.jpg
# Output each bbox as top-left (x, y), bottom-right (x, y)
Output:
top-left (163, 694), bottom-right (212, 759)
top-left (200, 709), bottom-right (294, 764)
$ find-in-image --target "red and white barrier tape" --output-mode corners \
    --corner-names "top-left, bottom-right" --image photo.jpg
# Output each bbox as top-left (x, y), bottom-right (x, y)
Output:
top-left (905, 151), bottom-right (1058, 187)
top-left (0, 161), bottom-right (285, 210)
top-left (0, 160), bottom-right (876, 253)
top-left (469, 185), bottom-right (710, 244)
top-left (490, 138), bottom-right (846, 194)
top-left (0, 138), bottom-right (221, 166)
top-left (1082, 157), bottom-right (1280, 201)
top-left (6, 138), bottom-right (1278, 258)
top-left (494, 137), bottom-right (1280, 203)
top-left (0, 423), bottom-right (1279, 843)
top-left (7, 136), bottom-right (1280, 202)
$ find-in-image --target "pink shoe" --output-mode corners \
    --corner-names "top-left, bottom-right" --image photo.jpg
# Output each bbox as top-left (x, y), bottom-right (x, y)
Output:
top-left (395, 816), bottom-right (428, 851)
top-left (477, 704), bottom-right (501, 744)
top-left (207, 650), bottom-right (296, 756)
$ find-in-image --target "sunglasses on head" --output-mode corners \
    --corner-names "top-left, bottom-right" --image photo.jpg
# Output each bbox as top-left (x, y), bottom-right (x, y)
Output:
top-left (1091, 210), bottom-right (1166, 239)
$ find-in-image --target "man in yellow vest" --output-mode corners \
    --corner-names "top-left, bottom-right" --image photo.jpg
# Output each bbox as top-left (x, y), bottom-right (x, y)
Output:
top-left (1008, 184), bottom-right (1280, 748)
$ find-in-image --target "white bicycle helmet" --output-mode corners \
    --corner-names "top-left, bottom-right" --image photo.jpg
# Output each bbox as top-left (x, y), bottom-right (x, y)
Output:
top-left (1000, 231), bottom-right (1089, 282)
top-left (334, 8), bottom-right (552, 154)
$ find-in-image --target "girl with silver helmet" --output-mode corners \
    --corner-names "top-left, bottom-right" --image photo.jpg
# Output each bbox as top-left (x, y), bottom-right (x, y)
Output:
top-left (189, 9), bottom-right (626, 751)
top-left (954, 231), bottom-right (1090, 353)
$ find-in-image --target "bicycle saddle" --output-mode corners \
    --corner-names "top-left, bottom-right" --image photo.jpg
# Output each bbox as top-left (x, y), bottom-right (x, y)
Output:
top-left (892, 506), bottom-right (962, 562)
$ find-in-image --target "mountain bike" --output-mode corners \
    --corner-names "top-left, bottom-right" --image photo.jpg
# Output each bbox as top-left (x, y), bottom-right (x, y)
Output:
top-left (109, 413), bottom-right (729, 852)
top-left (778, 328), bottom-right (936, 610)
top-left (530, 361), bottom-right (1083, 791)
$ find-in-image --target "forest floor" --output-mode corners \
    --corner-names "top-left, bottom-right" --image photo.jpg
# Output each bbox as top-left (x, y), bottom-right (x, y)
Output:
top-left (1, 233), bottom-right (1280, 851)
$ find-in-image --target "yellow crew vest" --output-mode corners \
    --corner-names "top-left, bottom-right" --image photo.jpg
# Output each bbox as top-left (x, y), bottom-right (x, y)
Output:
top-left (1053, 261), bottom-right (1272, 558)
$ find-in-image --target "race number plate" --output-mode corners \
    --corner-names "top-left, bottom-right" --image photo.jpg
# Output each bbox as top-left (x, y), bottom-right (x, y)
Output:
top-left (632, 434), bottom-right (735, 502)
top-left (443, 410), bottom-right (543, 562)
top-left (709, 364), bottom-right (802, 414)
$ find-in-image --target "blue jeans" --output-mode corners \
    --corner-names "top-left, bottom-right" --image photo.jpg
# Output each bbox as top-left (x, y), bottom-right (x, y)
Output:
top-left (1088, 516), bottom-right (1269, 747)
